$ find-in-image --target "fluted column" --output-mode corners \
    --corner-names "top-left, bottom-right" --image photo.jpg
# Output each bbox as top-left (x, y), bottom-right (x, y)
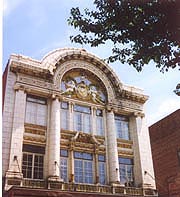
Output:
top-left (5, 89), bottom-right (26, 188)
top-left (48, 97), bottom-right (61, 181)
top-left (106, 110), bottom-right (120, 184)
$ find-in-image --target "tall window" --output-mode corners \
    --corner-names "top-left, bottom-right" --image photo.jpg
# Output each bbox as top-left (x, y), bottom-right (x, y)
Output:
top-left (74, 105), bottom-right (91, 133)
top-left (96, 109), bottom-right (104, 136)
top-left (22, 145), bottom-right (45, 179)
top-left (115, 115), bottom-right (130, 140)
top-left (61, 102), bottom-right (69, 130)
top-left (60, 149), bottom-right (68, 182)
top-left (119, 157), bottom-right (134, 185)
top-left (25, 95), bottom-right (47, 126)
top-left (74, 152), bottom-right (93, 184)
top-left (98, 155), bottom-right (106, 185)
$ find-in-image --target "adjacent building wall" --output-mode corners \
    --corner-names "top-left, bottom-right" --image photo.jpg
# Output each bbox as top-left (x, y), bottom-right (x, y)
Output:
top-left (149, 109), bottom-right (180, 196)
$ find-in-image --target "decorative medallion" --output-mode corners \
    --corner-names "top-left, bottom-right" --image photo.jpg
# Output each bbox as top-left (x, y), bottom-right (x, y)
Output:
top-left (61, 70), bottom-right (107, 104)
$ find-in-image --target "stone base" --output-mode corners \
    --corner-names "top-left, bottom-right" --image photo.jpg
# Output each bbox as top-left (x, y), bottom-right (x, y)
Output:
top-left (47, 176), bottom-right (63, 189)
top-left (4, 171), bottom-right (23, 191)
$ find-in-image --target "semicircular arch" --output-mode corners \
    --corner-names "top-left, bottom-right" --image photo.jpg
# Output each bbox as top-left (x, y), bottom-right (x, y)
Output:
top-left (54, 59), bottom-right (116, 103)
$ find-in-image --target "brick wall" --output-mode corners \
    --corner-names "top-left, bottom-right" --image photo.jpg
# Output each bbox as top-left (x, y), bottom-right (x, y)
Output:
top-left (149, 109), bottom-right (180, 197)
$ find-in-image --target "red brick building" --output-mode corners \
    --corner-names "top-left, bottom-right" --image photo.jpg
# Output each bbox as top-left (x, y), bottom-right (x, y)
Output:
top-left (149, 109), bottom-right (180, 197)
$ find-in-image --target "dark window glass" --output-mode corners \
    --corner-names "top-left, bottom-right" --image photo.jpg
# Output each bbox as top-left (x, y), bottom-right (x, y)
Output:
top-left (119, 158), bottom-right (133, 165)
top-left (74, 152), bottom-right (93, 160)
top-left (61, 102), bottom-right (69, 109)
top-left (96, 109), bottom-right (103, 116)
top-left (74, 105), bottom-right (91, 114)
top-left (60, 149), bottom-right (68, 157)
top-left (98, 155), bottom-right (105, 162)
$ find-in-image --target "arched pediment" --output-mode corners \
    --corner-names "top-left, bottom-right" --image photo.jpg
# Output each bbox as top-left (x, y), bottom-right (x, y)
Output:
top-left (41, 48), bottom-right (122, 102)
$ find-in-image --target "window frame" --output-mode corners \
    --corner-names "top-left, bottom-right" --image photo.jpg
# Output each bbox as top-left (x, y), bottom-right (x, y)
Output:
top-left (74, 104), bottom-right (92, 133)
top-left (60, 149), bottom-right (68, 182)
top-left (98, 154), bottom-right (106, 185)
top-left (61, 102), bottom-right (69, 130)
top-left (115, 115), bottom-right (130, 140)
top-left (22, 152), bottom-right (44, 180)
top-left (119, 157), bottom-right (134, 185)
top-left (74, 151), bottom-right (94, 184)
top-left (25, 95), bottom-right (47, 126)
top-left (96, 109), bottom-right (104, 136)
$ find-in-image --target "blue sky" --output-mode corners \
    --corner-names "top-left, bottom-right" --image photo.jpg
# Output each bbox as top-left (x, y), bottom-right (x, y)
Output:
top-left (3, 0), bottom-right (180, 126)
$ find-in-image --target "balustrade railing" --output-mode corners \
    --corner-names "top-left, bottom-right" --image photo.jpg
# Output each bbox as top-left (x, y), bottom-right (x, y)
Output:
top-left (22, 179), bottom-right (157, 196)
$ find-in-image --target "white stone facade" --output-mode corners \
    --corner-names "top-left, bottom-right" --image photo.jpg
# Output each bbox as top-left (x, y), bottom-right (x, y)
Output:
top-left (2, 48), bottom-right (156, 195)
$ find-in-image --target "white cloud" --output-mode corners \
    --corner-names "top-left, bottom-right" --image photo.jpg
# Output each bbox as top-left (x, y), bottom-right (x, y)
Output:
top-left (148, 98), bottom-right (180, 126)
top-left (3, 0), bottom-right (24, 16)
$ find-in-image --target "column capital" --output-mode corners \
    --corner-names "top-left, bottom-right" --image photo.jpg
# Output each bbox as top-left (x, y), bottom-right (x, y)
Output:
top-left (14, 84), bottom-right (25, 92)
top-left (51, 94), bottom-right (61, 101)
top-left (106, 105), bottom-right (114, 113)
top-left (133, 112), bottom-right (145, 118)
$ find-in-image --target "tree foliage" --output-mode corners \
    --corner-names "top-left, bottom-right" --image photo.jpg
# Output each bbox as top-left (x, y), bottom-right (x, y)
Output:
top-left (68, 0), bottom-right (180, 72)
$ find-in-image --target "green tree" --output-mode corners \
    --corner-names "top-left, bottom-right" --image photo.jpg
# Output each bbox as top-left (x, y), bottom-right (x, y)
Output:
top-left (68, 0), bottom-right (180, 72)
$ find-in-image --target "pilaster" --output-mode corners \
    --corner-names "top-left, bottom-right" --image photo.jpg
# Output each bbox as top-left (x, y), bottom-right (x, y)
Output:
top-left (5, 88), bottom-right (26, 190)
top-left (129, 113), bottom-right (156, 189)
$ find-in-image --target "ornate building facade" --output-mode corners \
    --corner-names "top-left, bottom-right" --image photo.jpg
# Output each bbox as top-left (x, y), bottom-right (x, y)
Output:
top-left (3, 48), bottom-right (157, 197)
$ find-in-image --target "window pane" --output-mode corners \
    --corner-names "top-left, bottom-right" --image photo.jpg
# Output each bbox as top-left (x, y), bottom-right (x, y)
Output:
top-left (84, 161), bottom-right (93, 184)
top-left (119, 158), bottom-right (133, 165)
top-left (83, 114), bottom-right (91, 133)
top-left (96, 116), bottom-right (104, 136)
top-left (25, 96), bottom-right (47, 126)
top-left (61, 109), bottom-right (68, 130)
top-left (74, 160), bottom-right (83, 183)
top-left (22, 154), bottom-right (33, 179)
top-left (96, 109), bottom-right (103, 116)
top-left (74, 152), bottom-right (83, 159)
top-left (74, 105), bottom-right (91, 114)
top-left (33, 155), bottom-right (44, 179)
top-left (99, 162), bottom-right (106, 185)
top-left (83, 153), bottom-right (93, 160)
top-left (74, 152), bottom-right (93, 184)
top-left (61, 102), bottom-right (69, 109)
top-left (74, 112), bottom-right (82, 131)
top-left (61, 150), bottom-right (68, 157)
top-left (60, 157), bottom-right (68, 182)
top-left (115, 115), bottom-right (129, 140)
top-left (98, 155), bottom-right (105, 162)
top-left (119, 157), bottom-right (134, 185)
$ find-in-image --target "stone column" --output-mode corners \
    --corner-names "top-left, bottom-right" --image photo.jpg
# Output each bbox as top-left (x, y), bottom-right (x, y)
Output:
top-left (129, 113), bottom-right (156, 189)
top-left (48, 97), bottom-right (62, 181)
top-left (5, 88), bottom-right (26, 189)
top-left (106, 110), bottom-right (120, 184)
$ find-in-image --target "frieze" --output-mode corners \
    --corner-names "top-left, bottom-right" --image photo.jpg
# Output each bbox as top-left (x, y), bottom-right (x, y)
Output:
top-left (24, 123), bottom-right (46, 136)
top-left (117, 143), bottom-right (133, 149)
top-left (17, 75), bottom-right (54, 90)
top-left (118, 150), bottom-right (134, 157)
top-left (23, 135), bottom-right (46, 145)
top-left (117, 138), bottom-right (133, 144)
top-left (71, 132), bottom-right (102, 145)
